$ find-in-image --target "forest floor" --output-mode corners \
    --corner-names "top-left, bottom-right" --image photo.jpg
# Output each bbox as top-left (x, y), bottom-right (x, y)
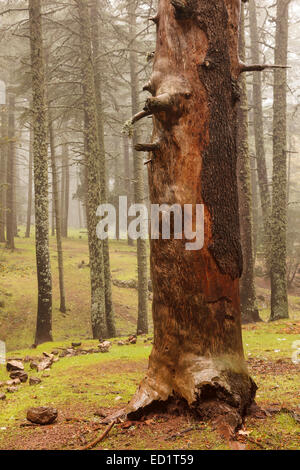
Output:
top-left (0, 229), bottom-right (299, 450)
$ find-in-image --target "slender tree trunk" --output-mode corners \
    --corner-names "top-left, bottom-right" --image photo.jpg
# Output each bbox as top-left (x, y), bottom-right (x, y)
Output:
top-left (76, 0), bottom-right (107, 339)
top-left (62, 142), bottom-right (69, 238)
top-left (6, 94), bottom-right (15, 250)
top-left (123, 134), bottom-right (134, 246)
top-left (49, 118), bottom-right (67, 313)
top-left (237, 4), bottom-right (260, 324)
top-left (128, 0), bottom-right (148, 335)
top-left (90, 0), bottom-right (116, 337)
top-left (60, 150), bottom-right (66, 233)
top-left (123, 0), bottom-right (256, 421)
top-left (270, 0), bottom-right (290, 321)
top-left (25, 126), bottom-right (33, 238)
top-left (249, 0), bottom-right (272, 269)
top-left (0, 106), bottom-right (7, 243)
top-left (29, 0), bottom-right (53, 345)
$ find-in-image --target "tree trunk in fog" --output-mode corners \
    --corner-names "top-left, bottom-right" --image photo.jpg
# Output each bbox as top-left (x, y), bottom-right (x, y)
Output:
top-left (0, 107), bottom-right (7, 243)
top-left (61, 143), bottom-right (69, 238)
top-left (29, 0), bottom-right (53, 345)
top-left (125, 0), bottom-right (255, 419)
top-left (25, 127), bottom-right (33, 238)
top-left (237, 4), bottom-right (260, 324)
top-left (49, 117), bottom-right (66, 313)
top-left (270, 0), bottom-right (290, 321)
top-left (91, 0), bottom-right (116, 337)
top-left (128, 0), bottom-right (148, 335)
top-left (123, 134), bottom-right (134, 247)
top-left (6, 94), bottom-right (15, 250)
top-left (76, 0), bottom-right (107, 339)
top-left (249, 0), bottom-right (271, 270)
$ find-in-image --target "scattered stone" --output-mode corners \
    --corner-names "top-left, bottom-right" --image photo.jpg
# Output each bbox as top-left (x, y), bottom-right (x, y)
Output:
top-left (6, 378), bottom-right (21, 386)
top-left (6, 360), bottom-right (24, 372)
top-left (51, 350), bottom-right (59, 356)
top-left (42, 373), bottom-right (50, 378)
top-left (30, 361), bottom-right (39, 371)
top-left (0, 382), bottom-right (4, 388)
top-left (38, 358), bottom-right (53, 372)
top-left (29, 377), bottom-right (42, 386)
top-left (6, 386), bottom-right (19, 393)
top-left (9, 371), bottom-right (28, 383)
top-left (98, 341), bottom-right (111, 353)
top-left (42, 352), bottom-right (54, 359)
top-left (72, 342), bottom-right (82, 348)
top-left (128, 335), bottom-right (137, 345)
top-left (27, 407), bottom-right (58, 425)
top-left (118, 341), bottom-right (126, 346)
top-left (0, 394), bottom-right (6, 400)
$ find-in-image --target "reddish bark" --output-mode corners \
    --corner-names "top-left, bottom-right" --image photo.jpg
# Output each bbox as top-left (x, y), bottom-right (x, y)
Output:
top-left (122, 0), bottom-right (256, 423)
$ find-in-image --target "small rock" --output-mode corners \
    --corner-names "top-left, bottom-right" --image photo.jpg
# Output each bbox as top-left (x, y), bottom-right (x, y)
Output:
top-left (51, 350), bottom-right (59, 356)
top-left (128, 335), bottom-right (137, 345)
top-left (38, 358), bottom-right (53, 372)
top-left (0, 382), bottom-right (4, 388)
top-left (27, 407), bottom-right (58, 425)
top-left (30, 361), bottom-right (39, 371)
top-left (9, 371), bottom-right (28, 383)
top-left (29, 377), bottom-right (42, 386)
top-left (6, 386), bottom-right (19, 393)
top-left (0, 394), bottom-right (6, 400)
top-left (118, 341), bottom-right (126, 346)
top-left (72, 342), bottom-right (82, 348)
top-left (42, 373), bottom-right (50, 378)
top-left (6, 379), bottom-right (21, 386)
top-left (6, 360), bottom-right (24, 372)
top-left (99, 341), bottom-right (111, 353)
top-left (42, 352), bottom-right (54, 359)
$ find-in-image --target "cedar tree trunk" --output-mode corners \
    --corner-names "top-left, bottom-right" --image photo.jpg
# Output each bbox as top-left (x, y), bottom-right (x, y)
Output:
top-left (29, 0), bottom-right (53, 345)
top-left (125, 0), bottom-right (256, 421)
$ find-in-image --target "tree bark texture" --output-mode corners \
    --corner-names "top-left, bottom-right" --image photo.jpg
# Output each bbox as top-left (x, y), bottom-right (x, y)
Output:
top-left (76, 0), bottom-right (107, 339)
top-left (0, 106), bottom-right (8, 243)
top-left (248, 0), bottom-right (272, 268)
top-left (25, 126), bottom-right (33, 239)
top-left (126, 0), bottom-right (256, 419)
top-left (6, 94), bottom-right (16, 250)
top-left (237, 4), bottom-right (260, 324)
top-left (270, 0), bottom-right (290, 321)
top-left (91, 0), bottom-right (116, 338)
top-left (49, 117), bottom-right (67, 313)
top-left (29, 0), bottom-right (53, 345)
top-left (128, 0), bottom-right (149, 335)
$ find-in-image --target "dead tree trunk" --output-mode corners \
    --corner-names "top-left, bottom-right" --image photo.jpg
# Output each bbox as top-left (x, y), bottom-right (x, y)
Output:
top-left (29, 0), bottom-right (53, 345)
top-left (270, 0), bottom-right (290, 321)
top-left (124, 0), bottom-right (256, 422)
top-left (237, 3), bottom-right (260, 324)
top-left (6, 93), bottom-right (16, 250)
top-left (25, 126), bottom-right (33, 238)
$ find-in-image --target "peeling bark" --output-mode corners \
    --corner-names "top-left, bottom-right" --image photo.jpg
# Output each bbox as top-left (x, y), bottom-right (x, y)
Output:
top-left (124, 0), bottom-right (256, 420)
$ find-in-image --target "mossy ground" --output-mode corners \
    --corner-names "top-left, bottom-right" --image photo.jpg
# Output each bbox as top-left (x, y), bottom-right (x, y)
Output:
top-left (0, 229), bottom-right (299, 450)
